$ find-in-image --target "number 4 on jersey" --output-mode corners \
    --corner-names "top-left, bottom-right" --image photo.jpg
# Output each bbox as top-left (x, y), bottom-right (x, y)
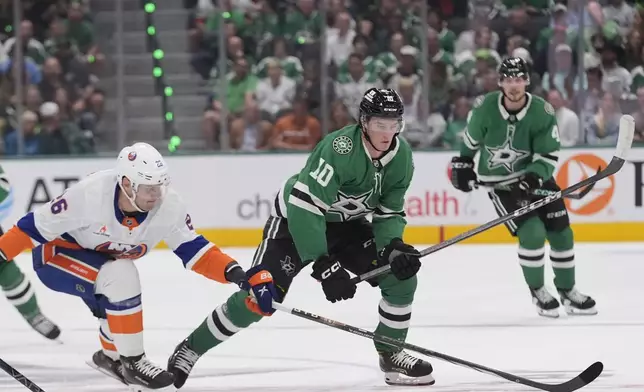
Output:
top-left (551, 125), bottom-right (560, 143)
top-left (310, 158), bottom-right (334, 187)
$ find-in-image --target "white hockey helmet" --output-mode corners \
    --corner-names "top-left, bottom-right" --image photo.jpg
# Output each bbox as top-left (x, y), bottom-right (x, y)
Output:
top-left (115, 142), bottom-right (169, 212)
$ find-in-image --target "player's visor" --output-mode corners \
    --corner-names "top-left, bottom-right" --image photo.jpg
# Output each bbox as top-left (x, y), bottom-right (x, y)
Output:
top-left (368, 118), bottom-right (405, 134)
top-left (136, 184), bottom-right (166, 198)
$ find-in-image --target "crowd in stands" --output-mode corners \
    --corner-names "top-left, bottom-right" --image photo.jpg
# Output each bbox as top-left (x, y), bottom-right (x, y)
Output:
top-left (186, 0), bottom-right (644, 152)
top-left (0, 0), bottom-right (104, 156)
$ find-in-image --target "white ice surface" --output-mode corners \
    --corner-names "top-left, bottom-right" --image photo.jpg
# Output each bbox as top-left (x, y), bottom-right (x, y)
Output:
top-left (1, 243), bottom-right (643, 391)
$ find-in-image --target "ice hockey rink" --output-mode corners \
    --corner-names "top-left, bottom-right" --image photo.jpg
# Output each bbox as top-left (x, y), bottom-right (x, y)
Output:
top-left (1, 243), bottom-right (643, 391)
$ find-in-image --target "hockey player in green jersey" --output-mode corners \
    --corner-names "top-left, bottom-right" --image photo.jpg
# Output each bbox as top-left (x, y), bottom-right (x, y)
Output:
top-left (0, 166), bottom-right (61, 339)
top-left (449, 57), bottom-right (597, 318)
top-left (167, 88), bottom-right (433, 388)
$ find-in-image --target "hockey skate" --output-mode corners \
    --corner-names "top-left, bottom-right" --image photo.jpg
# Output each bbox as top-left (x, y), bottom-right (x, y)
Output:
top-left (558, 287), bottom-right (597, 315)
top-left (167, 338), bottom-right (202, 389)
top-left (27, 312), bottom-right (61, 340)
top-left (87, 350), bottom-right (127, 386)
top-left (378, 350), bottom-right (435, 386)
top-left (121, 354), bottom-right (175, 391)
top-left (529, 287), bottom-right (560, 318)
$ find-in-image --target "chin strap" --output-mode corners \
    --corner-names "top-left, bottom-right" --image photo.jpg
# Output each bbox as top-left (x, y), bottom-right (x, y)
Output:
top-left (117, 182), bottom-right (147, 213)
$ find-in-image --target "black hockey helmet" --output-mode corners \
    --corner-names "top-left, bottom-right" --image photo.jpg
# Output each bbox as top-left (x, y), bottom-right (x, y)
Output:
top-left (498, 57), bottom-right (530, 84)
top-left (359, 88), bottom-right (405, 153)
top-left (359, 88), bottom-right (404, 121)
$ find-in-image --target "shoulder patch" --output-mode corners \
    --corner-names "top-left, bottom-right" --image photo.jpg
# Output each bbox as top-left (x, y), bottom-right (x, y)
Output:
top-left (473, 95), bottom-right (484, 108)
top-left (332, 135), bottom-right (353, 155)
top-left (544, 102), bottom-right (555, 115)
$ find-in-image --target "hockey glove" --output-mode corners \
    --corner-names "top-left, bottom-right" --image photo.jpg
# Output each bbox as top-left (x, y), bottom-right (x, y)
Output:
top-left (509, 172), bottom-right (543, 198)
top-left (311, 255), bottom-right (356, 303)
top-left (238, 265), bottom-right (279, 316)
top-left (450, 156), bottom-right (477, 192)
top-left (379, 238), bottom-right (421, 281)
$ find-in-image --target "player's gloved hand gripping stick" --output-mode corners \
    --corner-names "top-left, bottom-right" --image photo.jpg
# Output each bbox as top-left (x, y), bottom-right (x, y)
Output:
top-left (350, 114), bottom-right (635, 285)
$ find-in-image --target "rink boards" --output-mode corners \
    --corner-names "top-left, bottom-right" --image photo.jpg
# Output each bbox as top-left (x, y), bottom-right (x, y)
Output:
top-left (2, 146), bottom-right (643, 247)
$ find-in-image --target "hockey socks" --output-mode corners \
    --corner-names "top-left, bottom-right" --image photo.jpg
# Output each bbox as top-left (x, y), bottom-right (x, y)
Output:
top-left (0, 261), bottom-right (40, 320)
top-left (187, 290), bottom-right (261, 355)
top-left (547, 227), bottom-right (575, 290)
top-left (374, 274), bottom-right (416, 353)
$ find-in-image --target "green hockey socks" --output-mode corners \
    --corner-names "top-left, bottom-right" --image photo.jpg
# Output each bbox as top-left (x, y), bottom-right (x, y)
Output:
top-left (187, 290), bottom-right (262, 355)
top-left (517, 218), bottom-right (546, 288)
top-left (547, 226), bottom-right (575, 290)
top-left (374, 274), bottom-right (416, 353)
top-left (0, 262), bottom-right (40, 320)
top-left (516, 218), bottom-right (575, 290)
top-left (187, 275), bottom-right (419, 356)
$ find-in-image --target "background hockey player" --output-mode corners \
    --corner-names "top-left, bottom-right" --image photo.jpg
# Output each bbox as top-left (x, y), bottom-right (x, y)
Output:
top-left (449, 57), bottom-right (597, 318)
top-left (0, 142), bottom-right (273, 391)
top-left (0, 166), bottom-right (61, 340)
top-left (167, 88), bottom-right (433, 388)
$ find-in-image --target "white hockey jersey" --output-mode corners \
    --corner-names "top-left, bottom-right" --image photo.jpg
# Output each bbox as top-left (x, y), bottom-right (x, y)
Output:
top-left (0, 170), bottom-right (235, 283)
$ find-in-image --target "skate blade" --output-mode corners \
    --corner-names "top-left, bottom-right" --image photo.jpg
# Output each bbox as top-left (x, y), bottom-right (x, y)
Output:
top-left (536, 307), bottom-right (560, 318)
top-left (86, 360), bottom-right (128, 386)
top-left (384, 372), bottom-right (435, 386)
top-left (128, 385), bottom-right (177, 392)
top-left (564, 304), bottom-right (598, 316)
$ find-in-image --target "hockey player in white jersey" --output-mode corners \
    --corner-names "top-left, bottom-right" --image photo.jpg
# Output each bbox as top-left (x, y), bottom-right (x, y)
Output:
top-left (0, 142), bottom-right (280, 391)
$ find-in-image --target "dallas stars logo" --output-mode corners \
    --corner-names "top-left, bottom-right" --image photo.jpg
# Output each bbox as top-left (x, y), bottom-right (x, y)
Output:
top-left (485, 126), bottom-right (529, 172)
top-left (328, 190), bottom-right (375, 221)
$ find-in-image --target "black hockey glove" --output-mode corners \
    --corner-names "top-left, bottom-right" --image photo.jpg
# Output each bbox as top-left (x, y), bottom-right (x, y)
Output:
top-left (379, 238), bottom-right (421, 281)
top-left (509, 172), bottom-right (543, 198)
top-left (450, 156), bottom-right (477, 192)
top-left (310, 255), bottom-right (356, 303)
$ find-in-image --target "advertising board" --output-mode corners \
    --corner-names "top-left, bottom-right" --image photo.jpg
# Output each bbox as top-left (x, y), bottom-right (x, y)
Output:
top-left (1, 146), bottom-right (642, 246)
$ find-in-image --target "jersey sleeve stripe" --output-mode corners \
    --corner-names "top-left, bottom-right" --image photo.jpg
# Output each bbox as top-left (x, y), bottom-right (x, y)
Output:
top-left (0, 226), bottom-right (37, 261)
top-left (463, 130), bottom-right (479, 150)
top-left (288, 195), bottom-right (325, 216)
top-left (378, 205), bottom-right (403, 214)
top-left (189, 245), bottom-right (236, 283)
top-left (290, 188), bottom-right (326, 215)
top-left (533, 153), bottom-right (558, 167)
top-left (16, 212), bottom-right (49, 244)
top-left (175, 235), bottom-right (213, 269)
top-left (373, 207), bottom-right (405, 220)
top-left (293, 181), bottom-right (330, 211)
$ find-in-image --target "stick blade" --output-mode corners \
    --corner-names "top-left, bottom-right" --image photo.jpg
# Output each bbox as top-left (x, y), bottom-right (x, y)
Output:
top-left (550, 362), bottom-right (604, 392)
top-left (616, 115), bottom-right (635, 160)
top-left (578, 361), bottom-right (603, 384)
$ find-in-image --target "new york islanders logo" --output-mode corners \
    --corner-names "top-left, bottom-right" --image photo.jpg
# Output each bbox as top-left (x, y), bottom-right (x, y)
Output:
top-left (95, 242), bottom-right (149, 259)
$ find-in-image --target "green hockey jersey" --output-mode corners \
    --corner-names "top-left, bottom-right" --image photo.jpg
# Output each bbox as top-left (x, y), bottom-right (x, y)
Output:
top-left (460, 91), bottom-right (561, 184)
top-left (275, 125), bottom-right (414, 262)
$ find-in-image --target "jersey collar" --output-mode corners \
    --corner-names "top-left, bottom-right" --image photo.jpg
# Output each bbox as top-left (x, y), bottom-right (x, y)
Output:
top-left (497, 92), bottom-right (532, 121)
top-left (113, 185), bottom-right (148, 229)
top-left (360, 135), bottom-right (400, 168)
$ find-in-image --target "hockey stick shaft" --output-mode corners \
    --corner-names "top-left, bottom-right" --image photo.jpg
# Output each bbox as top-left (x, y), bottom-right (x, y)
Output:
top-left (272, 301), bottom-right (603, 392)
top-left (0, 357), bottom-right (46, 392)
top-left (351, 115), bottom-right (635, 284)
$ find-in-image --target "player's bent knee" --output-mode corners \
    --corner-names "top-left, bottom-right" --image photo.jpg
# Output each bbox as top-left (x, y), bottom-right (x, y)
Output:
top-left (379, 274), bottom-right (417, 305)
top-left (95, 259), bottom-right (141, 303)
top-left (517, 217), bottom-right (547, 249)
top-left (547, 226), bottom-right (574, 250)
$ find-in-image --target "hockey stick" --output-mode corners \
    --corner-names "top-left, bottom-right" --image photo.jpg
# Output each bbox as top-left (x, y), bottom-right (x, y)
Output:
top-left (475, 168), bottom-right (599, 200)
top-left (0, 357), bottom-right (46, 391)
top-left (272, 301), bottom-right (603, 392)
top-left (351, 114), bottom-right (635, 285)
